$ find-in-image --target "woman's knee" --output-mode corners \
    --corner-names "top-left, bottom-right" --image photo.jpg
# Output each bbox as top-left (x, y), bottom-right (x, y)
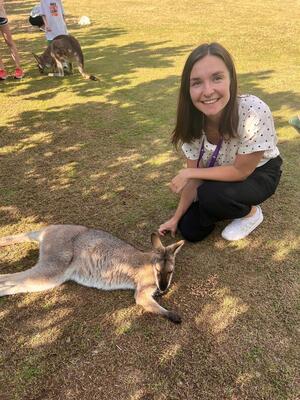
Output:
top-left (197, 182), bottom-right (230, 208)
top-left (178, 217), bottom-right (215, 242)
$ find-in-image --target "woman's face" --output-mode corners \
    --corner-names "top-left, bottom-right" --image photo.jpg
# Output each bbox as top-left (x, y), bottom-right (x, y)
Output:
top-left (189, 54), bottom-right (231, 123)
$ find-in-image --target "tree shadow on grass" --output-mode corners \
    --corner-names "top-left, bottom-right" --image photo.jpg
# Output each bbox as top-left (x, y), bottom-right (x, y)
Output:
top-left (0, 78), bottom-right (182, 237)
top-left (0, 122), bottom-right (298, 400)
top-left (0, 14), bottom-right (299, 399)
top-left (0, 216), bottom-right (298, 400)
top-left (3, 0), bottom-right (191, 101)
top-left (6, 36), bottom-right (190, 101)
top-left (238, 69), bottom-right (300, 130)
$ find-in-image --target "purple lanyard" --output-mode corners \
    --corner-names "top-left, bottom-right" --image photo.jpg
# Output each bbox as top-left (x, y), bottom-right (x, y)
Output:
top-left (197, 137), bottom-right (223, 168)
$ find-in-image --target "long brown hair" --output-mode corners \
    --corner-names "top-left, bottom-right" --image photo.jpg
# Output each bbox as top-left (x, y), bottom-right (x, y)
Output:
top-left (172, 43), bottom-right (239, 148)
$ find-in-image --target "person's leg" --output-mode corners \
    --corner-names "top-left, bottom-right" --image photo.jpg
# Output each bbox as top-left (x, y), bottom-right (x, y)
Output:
top-left (29, 16), bottom-right (45, 30)
top-left (0, 55), bottom-right (8, 79)
top-left (197, 156), bottom-right (282, 221)
top-left (0, 23), bottom-right (21, 69)
top-left (178, 156), bottom-right (282, 242)
top-left (178, 202), bottom-right (215, 242)
top-left (177, 180), bottom-right (244, 243)
top-left (0, 18), bottom-right (8, 78)
top-left (0, 56), bottom-right (4, 69)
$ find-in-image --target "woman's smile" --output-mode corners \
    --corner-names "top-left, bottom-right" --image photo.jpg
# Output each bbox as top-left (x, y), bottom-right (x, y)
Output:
top-left (190, 54), bottom-right (231, 121)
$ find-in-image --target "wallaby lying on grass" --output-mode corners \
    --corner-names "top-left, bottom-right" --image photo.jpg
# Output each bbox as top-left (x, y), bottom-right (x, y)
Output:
top-left (0, 225), bottom-right (184, 323)
top-left (33, 35), bottom-right (98, 80)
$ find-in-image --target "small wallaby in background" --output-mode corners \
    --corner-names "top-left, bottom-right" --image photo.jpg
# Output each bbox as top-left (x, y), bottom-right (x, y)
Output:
top-left (0, 225), bottom-right (184, 323)
top-left (33, 35), bottom-right (98, 80)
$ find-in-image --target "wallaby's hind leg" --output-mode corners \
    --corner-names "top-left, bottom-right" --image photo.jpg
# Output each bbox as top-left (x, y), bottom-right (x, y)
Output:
top-left (57, 60), bottom-right (64, 76)
top-left (135, 286), bottom-right (181, 324)
top-left (0, 231), bottom-right (41, 247)
top-left (0, 264), bottom-right (67, 297)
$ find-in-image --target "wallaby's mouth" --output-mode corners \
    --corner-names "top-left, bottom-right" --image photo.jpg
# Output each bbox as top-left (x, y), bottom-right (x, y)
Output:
top-left (158, 281), bottom-right (169, 293)
top-left (153, 287), bottom-right (167, 297)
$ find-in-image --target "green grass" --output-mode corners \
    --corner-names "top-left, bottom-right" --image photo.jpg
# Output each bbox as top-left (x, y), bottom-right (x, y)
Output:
top-left (0, 1), bottom-right (299, 399)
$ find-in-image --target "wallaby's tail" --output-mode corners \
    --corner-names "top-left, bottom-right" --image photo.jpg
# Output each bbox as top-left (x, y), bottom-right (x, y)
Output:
top-left (77, 65), bottom-right (98, 80)
top-left (0, 231), bottom-right (41, 247)
top-left (89, 74), bottom-right (98, 81)
top-left (76, 48), bottom-right (98, 80)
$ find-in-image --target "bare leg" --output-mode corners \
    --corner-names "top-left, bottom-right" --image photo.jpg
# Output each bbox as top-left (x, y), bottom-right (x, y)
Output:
top-left (244, 205), bottom-right (257, 218)
top-left (0, 23), bottom-right (21, 68)
top-left (0, 56), bottom-right (5, 70)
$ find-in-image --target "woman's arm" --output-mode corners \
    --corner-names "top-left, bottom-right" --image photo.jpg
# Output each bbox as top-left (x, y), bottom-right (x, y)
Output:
top-left (159, 159), bottom-right (201, 236)
top-left (170, 151), bottom-right (264, 193)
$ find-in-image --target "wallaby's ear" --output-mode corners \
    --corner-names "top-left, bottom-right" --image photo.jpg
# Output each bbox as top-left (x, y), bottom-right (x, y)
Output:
top-left (32, 53), bottom-right (40, 63)
top-left (167, 240), bottom-right (185, 256)
top-left (151, 232), bottom-right (165, 251)
top-left (33, 53), bottom-right (43, 68)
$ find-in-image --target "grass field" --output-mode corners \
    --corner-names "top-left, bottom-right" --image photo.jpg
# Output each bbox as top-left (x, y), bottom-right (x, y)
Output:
top-left (0, 1), bottom-right (299, 399)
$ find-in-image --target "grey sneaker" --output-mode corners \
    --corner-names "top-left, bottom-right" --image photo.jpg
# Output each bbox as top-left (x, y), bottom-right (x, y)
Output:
top-left (221, 206), bottom-right (263, 241)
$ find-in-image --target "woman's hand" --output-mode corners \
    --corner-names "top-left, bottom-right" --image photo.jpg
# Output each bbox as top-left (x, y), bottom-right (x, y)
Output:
top-left (158, 217), bottom-right (179, 237)
top-left (170, 169), bottom-right (192, 193)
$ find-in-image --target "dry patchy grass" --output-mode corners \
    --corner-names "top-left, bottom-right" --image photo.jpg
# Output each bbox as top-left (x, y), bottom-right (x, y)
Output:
top-left (0, 1), bottom-right (299, 399)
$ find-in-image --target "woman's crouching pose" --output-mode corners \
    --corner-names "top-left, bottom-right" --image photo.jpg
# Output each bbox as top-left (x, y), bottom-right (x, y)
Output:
top-left (159, 42), bottom-right (282, 242)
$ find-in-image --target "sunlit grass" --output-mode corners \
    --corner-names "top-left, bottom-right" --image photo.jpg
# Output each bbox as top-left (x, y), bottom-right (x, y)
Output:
top-left (0, 1), bottom-right (299, 399)
top-left (195, 289), bottom-right (249, 334)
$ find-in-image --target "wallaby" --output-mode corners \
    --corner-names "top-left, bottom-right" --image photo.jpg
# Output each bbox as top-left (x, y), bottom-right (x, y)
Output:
top-left (0, 225), bottom-right (184, 323)
top-left (33, 35), bottom-right (98, 81)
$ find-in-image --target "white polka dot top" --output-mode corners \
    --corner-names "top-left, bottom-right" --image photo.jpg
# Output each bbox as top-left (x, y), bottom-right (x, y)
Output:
top-left (182, 95), bottom-right (280, 168)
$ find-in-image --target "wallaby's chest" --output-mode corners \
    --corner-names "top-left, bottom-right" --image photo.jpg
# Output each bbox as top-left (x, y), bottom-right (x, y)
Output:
top-left (70, 271), bottom-right (136, 291)
top-left (69, 243), bottom-right (137, 291)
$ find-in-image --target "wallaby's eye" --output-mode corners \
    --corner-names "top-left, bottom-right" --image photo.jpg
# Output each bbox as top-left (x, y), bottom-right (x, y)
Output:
top-left (155, 264), bottom-right (161, 272)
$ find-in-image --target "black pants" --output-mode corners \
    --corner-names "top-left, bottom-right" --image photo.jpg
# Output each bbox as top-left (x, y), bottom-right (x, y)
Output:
top-left (178, 156), bottom-right (283, 242)
top-left (29, 16), bottom-right (44, 28)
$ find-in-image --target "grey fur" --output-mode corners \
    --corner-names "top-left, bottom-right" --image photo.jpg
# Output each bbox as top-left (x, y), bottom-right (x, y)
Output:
top-left (33, 35), bottom-right (98, 80)
top-left (0, 225), bottom-right (184, 323)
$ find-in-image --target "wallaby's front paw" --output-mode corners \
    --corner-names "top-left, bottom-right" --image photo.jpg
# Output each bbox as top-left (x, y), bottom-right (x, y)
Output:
top-left (167, 311), bottom-right (182, 324)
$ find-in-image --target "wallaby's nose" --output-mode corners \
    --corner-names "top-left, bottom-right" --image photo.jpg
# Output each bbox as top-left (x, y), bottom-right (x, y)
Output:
top-left (159, 280), bottom-right (169, 292)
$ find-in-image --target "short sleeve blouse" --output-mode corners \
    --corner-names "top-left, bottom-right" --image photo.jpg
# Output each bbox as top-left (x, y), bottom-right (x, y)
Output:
top-left (182, 95), bottom-right (280, 168)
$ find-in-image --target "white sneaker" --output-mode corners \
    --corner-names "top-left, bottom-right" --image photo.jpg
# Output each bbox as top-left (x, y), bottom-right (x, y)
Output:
top-left (221, 206), bottom-right (263, 241)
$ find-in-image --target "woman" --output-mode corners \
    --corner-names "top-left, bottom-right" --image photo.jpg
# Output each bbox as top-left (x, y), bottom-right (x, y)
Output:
top-left (159, 43), bottom-right (282, 242)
